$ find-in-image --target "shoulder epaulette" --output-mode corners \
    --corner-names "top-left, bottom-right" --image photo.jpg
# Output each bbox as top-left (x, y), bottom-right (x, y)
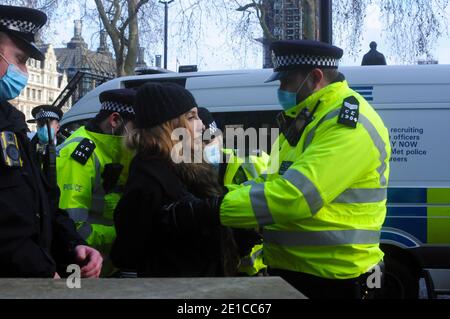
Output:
top-left (338, 96), bottom-right (360, 129)
top-left (70, 138), bottom-right (96, 165)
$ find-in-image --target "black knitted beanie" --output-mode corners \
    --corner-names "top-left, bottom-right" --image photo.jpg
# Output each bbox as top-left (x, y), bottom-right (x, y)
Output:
top-left (134, 82), bottom-right (198, 129)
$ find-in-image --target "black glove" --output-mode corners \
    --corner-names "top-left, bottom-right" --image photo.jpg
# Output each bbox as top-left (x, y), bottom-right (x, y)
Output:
top-left (159, 192), bottom-right (223, 235)
top-left (232, 228), bottom-right (263, 257)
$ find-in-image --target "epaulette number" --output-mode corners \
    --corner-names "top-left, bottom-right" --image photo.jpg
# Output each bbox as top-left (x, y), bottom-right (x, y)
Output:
top-left (71, 138), bottom-right (96, 165)
top-left (338, 96), bottom-right (360, 128)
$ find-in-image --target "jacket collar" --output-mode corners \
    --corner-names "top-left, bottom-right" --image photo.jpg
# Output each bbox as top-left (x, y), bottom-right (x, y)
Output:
top-left (0, 101), bottom-right (28, 133)
top-left (81, 125), bottom-right (127, 162)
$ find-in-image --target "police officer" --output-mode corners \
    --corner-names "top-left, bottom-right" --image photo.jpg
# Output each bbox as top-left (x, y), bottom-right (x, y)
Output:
top-left (220, 40), bottom-right (391, 298)
top-left (28, 105), bottom-right (62, 144)
top-left (27, 105), bottom-right (62, 163)
top-left (197, 107), bottom-right (270, 186)
top-left (0, 5), bottom-right (102, 278)
top-left (198, 107), bottom-right (267, 276)
top-left (57, 89), bottom-right (136, 275)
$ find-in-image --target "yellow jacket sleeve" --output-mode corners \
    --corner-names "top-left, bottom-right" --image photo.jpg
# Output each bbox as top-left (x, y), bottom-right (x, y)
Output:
top-left (220, 120), bottom-right (383, 228)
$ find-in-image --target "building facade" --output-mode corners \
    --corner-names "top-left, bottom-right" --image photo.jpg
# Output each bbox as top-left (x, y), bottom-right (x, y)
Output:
top-left (54, 21), bottom-right (116, 106)
top-left (10, 44), bottom-right (68, 131)
top-left (262, 0), bottom-right (304, 68)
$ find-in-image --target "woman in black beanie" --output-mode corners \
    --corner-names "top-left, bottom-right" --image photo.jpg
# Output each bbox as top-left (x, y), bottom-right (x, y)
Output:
top-left (110, 82), bottom-right (239, 277)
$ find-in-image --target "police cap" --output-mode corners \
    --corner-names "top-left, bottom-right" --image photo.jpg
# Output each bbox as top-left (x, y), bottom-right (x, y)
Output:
top-left (28, 105), bottom-right (63, 123)
top-left (0, 5), bottom-right (47, 61)
top-left (99, 89), bottom-right (137, 117)
top-left (266, 40), bottom-right (344, 83)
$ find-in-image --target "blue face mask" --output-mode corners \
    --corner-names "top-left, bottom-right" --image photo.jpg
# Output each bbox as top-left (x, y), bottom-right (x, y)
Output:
top-left (204, 143), bottom-right (221, 165)
top-left (0, 54), bottom-right (29, 102)
top-left (277, 90), bottom-right (298, 111)
top-left (37, 126), bottom-right (54, 144)
top-left (277, 72), bottom-right (312, 111)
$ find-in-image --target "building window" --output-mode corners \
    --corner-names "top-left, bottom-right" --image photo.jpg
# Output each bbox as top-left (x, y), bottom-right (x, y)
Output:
top-left (48, 91), bottom-right (54, 102)
top-left (38, 90), bottom-right (42, 101)
top-left (32, 89), bottom-right (36, 100)
top-left (26, 88), bottom-right (30, 99)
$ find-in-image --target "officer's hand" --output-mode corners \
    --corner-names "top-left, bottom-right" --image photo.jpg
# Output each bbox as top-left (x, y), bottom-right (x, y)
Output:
top-left (74, 245), bottom-right (103, 278)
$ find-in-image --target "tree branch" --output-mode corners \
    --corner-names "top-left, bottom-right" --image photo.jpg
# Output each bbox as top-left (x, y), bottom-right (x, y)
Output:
top-left (119, 0), bottom-right (149, 34)
top-left (236, 2), bottom-right (256, 12)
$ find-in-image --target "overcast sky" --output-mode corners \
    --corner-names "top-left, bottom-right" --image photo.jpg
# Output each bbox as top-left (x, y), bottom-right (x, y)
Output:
top-left (46, 1), bottom-right (450, 71)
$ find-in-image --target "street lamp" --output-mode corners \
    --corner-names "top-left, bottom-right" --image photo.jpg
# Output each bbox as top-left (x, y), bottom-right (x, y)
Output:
top-left (159, 0), bottom-right (174, 69)
top-left (320, 0), bottom-right (333, 44)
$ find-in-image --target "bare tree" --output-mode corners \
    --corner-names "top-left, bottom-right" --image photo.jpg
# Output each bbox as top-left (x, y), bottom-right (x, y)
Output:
top-left (3, 0), bottom-right (162, 76)
top-left (228, 0), bottom-right (450, 65)
top-left (93, 0), bottom-right (162, 76)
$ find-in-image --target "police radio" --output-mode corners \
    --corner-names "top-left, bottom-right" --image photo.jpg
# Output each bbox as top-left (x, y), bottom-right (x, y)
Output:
top-left (0, 131), bottom-right (23, 167)
top-left (277, 100), bottom-right (322, 147)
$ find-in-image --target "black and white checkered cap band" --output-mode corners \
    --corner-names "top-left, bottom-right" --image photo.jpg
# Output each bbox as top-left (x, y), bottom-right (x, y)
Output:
top-left (0, 18), bottom-right (40, 34)
top-left (36, 110), bottom-right (60, 121)
top-left (101, 101), bottom-right (135, 115)
top-left (273, 53), bottom-right (339, 70)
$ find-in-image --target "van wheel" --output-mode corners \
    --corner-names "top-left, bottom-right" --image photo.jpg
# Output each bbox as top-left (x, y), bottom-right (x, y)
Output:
top-left (377, 256), bottom-right (419, 299)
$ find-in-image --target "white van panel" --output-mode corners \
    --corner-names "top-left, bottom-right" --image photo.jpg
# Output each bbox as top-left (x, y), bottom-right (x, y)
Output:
top-left (187, 71), bottom-right (281, 113)
top-left (380, 108), bottom-right (450, 188)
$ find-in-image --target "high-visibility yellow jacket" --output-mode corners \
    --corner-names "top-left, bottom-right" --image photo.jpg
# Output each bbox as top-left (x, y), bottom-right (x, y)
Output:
top-left (221, 80), bottom-right (391, 280)
top-left (57, 126), bottom-right (133, 254)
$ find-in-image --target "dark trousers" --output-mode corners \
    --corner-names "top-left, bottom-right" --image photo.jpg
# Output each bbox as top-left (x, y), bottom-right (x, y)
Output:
top-left (270, 266), bottom-right (383, 299)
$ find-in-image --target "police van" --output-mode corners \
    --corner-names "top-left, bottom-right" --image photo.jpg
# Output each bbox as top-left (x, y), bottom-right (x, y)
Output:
top-left (60, 65), bottom-right (450, 298)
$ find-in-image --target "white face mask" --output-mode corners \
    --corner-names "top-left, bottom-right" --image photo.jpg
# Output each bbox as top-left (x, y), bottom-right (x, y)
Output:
top-left (204, 143), bottom-right (221, 164)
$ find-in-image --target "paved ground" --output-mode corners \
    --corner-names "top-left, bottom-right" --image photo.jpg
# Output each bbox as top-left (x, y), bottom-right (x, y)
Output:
top-left (0, 277), bottom-right (307, 299)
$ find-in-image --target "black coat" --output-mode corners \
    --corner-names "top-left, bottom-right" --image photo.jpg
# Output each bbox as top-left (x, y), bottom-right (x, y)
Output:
top-left (0, 101), bottom-right (85, 277)
top-left (362, 49), bottom-right (387, 66)
top-left (111, 154), bottom-right (225, 277)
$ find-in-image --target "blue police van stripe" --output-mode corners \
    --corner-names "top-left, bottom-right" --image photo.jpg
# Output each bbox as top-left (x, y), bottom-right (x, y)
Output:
top-left (388, 188), bottom-right (427, 204)
top-left (385, 206), bottom-right (427, 243)
top-left (351, 86), bottom-right (374, 101)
